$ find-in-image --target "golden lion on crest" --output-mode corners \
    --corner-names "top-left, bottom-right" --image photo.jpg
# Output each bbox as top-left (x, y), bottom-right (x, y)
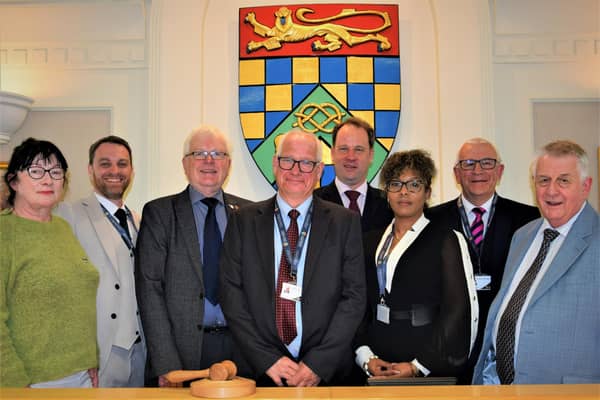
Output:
top-left (245, 7), bottom-right (392, 52)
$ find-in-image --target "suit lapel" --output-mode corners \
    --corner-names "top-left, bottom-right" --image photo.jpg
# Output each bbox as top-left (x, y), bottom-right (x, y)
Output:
top-left (255, 198), bottom-right (276, 295)
top-left (174, 189), bottom-right (204, 282)
top-left (303, 197), bottom-right (330, 288)
top-left (321, 182), bottom-right (343, 205)
top-left (83, 194), bottom-right (121, 274)
top-left (223, 192), bottom-right (242, 218)
top-left (529, 204), bottom-right (594, 306)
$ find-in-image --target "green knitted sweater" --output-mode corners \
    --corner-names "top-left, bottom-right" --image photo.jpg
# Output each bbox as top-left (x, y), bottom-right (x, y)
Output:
top-left (0, 210), bottom-right (99, 387)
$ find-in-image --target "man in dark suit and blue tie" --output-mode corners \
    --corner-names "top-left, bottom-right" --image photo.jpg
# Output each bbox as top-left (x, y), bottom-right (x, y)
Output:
top-left (314, 117), bottom-right (392, 233)
top-left (135, 125), bottom-right (252, 386)
top-left (473, 140), bottom-right (599, 384)
top-left (426, 138), bottom-right (539, 382)
top-left (220, 130), bottom-right (366, 387)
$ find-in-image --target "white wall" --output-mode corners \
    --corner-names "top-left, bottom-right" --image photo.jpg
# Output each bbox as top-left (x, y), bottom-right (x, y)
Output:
top-left (1, 0), bottom-right (599, 211)
top-left (149, 0), bottom-right (492, 205)
top-left (0, 0), bottom-right (149, 210)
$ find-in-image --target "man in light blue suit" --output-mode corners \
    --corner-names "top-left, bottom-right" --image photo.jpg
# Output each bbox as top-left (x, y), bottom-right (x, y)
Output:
top-left (473, 140), bottom-right (599, 385)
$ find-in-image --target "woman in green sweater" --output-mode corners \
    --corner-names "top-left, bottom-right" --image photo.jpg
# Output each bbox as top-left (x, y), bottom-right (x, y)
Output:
top-left (0, 138), bottom-right (99, 388)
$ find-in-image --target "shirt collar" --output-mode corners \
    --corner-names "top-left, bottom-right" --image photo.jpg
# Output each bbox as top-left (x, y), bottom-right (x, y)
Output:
top-left (461, 193), bottom-right (495, 215)
top-left (275, 193), bottom-right (313, 217)
top-left (334, 177), bottom-right (368, 198)
top-left (188, 185), bottom-right (224, 206)
top-left (94, 192), bottom-right (124, 215)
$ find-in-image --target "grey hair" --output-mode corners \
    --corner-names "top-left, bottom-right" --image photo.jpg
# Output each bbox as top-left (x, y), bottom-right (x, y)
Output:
top-left (531, 139), bottom-right (589, 180)
top-left (275, 129), bottom-right (323, 162)
top-left (455, 137), bottom-right (502, 166)
top-left (182, 125), bottom-right (232, 157)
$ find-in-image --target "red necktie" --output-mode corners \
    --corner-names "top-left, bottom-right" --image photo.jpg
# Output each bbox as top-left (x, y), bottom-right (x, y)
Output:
top-left (276, 209), bottom-right (299, 345)
top-left (345, 190), bottom-right (360, 214)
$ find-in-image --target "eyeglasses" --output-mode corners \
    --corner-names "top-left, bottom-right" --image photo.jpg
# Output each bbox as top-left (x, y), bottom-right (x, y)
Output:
top-left (534, 176), bottom-right (574, 189)
top-left (456, 158), bottom-right (498, 170)
top-left (185, 150), bottom-right (229, 160)
top-left (277, 157), bottom-right (318, 173)
top-left (387, 179), bottom-right (424, 193)
top-left (26, 166), bottom-right (65, 180)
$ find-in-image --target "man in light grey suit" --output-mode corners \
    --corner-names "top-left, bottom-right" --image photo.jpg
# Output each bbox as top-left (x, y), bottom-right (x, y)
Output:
top-left (56, 135), bottom-right (145, 387)
top-left (135, 125), bottom-right (252, 387)
top-left (473, 140), bottom-right (599, 384)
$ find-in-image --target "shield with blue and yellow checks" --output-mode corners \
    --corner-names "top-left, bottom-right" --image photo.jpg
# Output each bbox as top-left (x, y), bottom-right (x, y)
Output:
top-left (239, 4), bottom-right (400, 187)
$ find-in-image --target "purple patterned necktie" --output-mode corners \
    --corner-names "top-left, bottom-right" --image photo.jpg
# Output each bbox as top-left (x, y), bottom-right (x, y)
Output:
top-left (470, 207), bottom-right (485, 250)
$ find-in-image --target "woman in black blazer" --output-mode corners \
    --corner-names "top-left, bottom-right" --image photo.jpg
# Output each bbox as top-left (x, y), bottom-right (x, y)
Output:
top-left (354, 150), bottom-right (477, 381)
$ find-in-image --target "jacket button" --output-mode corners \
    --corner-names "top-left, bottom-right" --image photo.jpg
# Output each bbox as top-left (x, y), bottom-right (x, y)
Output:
top-left (199, 294), bottom-right (204, 300)
top-left (115, 284), bottom-right (120, 290)
top-left (111, 313), bottom-right (117, 319)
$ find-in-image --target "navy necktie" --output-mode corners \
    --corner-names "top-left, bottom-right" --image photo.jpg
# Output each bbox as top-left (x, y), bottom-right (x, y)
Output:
top-left (202, 198), bottom-right (222, 305)
top-left (496, 228), bottom-right (559, 384)
top-left (114, 208), bottom-right (130, 240)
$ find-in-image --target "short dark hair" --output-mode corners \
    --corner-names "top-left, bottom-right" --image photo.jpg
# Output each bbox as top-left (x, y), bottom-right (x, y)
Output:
top-left (332, 117), bottom-right (375, 149)
top-left (4, 138), bottom-right (69, 206)
top-left (381, 149), bottom-right (437, 192)
top-left (88, 135), bottom-right (132, 165)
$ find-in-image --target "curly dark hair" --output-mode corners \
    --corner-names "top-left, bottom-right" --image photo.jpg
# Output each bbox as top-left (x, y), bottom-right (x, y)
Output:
top-left (381, 149), bottom-right (437, 191)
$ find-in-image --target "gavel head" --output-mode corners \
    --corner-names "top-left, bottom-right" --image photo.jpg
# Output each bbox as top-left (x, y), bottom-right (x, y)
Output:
top-left (208, 360), bottom-right (237, 381)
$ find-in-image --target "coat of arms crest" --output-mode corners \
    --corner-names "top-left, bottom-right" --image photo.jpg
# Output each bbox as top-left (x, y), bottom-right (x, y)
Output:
top-left (239, 4), bottom-right (400, 187)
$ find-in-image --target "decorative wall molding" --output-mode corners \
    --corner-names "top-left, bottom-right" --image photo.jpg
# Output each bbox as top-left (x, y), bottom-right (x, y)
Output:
top-left (494, 35), bottom-right (600, 63)
top-left (0, 40), bottom-right (146, 69)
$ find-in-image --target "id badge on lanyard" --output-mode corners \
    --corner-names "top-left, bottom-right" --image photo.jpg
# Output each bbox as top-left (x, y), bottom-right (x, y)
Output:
top-left (375, 231), bottom-right (395, 324)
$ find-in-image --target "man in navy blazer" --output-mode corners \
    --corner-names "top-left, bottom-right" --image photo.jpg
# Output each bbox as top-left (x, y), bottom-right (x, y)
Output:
top-left (135, 126), bottom-right (252, 386)
top-left (426, 138), bottom-right (539, 383)
top-left (473, 140), bottom-right (599, 384)
top-left (314, 117), bottom-right (392, 233)
top-left (220, 130), bottom-right (366, 386)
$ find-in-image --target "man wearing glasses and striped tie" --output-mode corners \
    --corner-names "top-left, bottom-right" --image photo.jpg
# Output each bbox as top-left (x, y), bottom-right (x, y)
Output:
top-left (426, 138), bottom-right (539, 383)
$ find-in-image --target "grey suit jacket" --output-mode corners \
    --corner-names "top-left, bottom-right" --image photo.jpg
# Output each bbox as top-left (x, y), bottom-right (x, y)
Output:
top-left (219, 195), bottom-right (366, 383)
top-left (55, 194), bottom-right (144, 374)
top-left (473, 202), bottom-right (600, 384)
top-left (135, 187), bottom-right (250, 378)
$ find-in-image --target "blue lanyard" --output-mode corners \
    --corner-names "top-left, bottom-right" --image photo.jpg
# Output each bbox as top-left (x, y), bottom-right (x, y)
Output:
top-left (274, 203), bottom-right (313, 279)
top-left (100, 204), bottom-right (136, 251)
top-left (375, 231), bottom-right (395, 300)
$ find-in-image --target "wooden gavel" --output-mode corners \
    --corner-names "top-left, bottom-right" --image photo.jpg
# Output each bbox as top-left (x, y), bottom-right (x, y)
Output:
top-left (165, 360), bottom-right (237, 383)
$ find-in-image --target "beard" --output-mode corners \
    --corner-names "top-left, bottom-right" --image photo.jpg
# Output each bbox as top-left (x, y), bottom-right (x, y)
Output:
top-left (93, 174), bottom-right (130, 200)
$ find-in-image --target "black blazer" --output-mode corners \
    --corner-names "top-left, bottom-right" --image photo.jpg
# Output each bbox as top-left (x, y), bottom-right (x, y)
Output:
top-left (314, 182), bottom-right (393, 233)
top-left (357, 221), bottom-right (471, 376)
top-left (219, 196), bottom-right (366, 384)
top-left (135, 187), bottom-right (251, 379)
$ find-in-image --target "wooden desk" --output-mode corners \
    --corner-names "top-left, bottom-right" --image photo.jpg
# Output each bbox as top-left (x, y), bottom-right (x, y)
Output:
top-left (1, 385), bottom-right (599, 400)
